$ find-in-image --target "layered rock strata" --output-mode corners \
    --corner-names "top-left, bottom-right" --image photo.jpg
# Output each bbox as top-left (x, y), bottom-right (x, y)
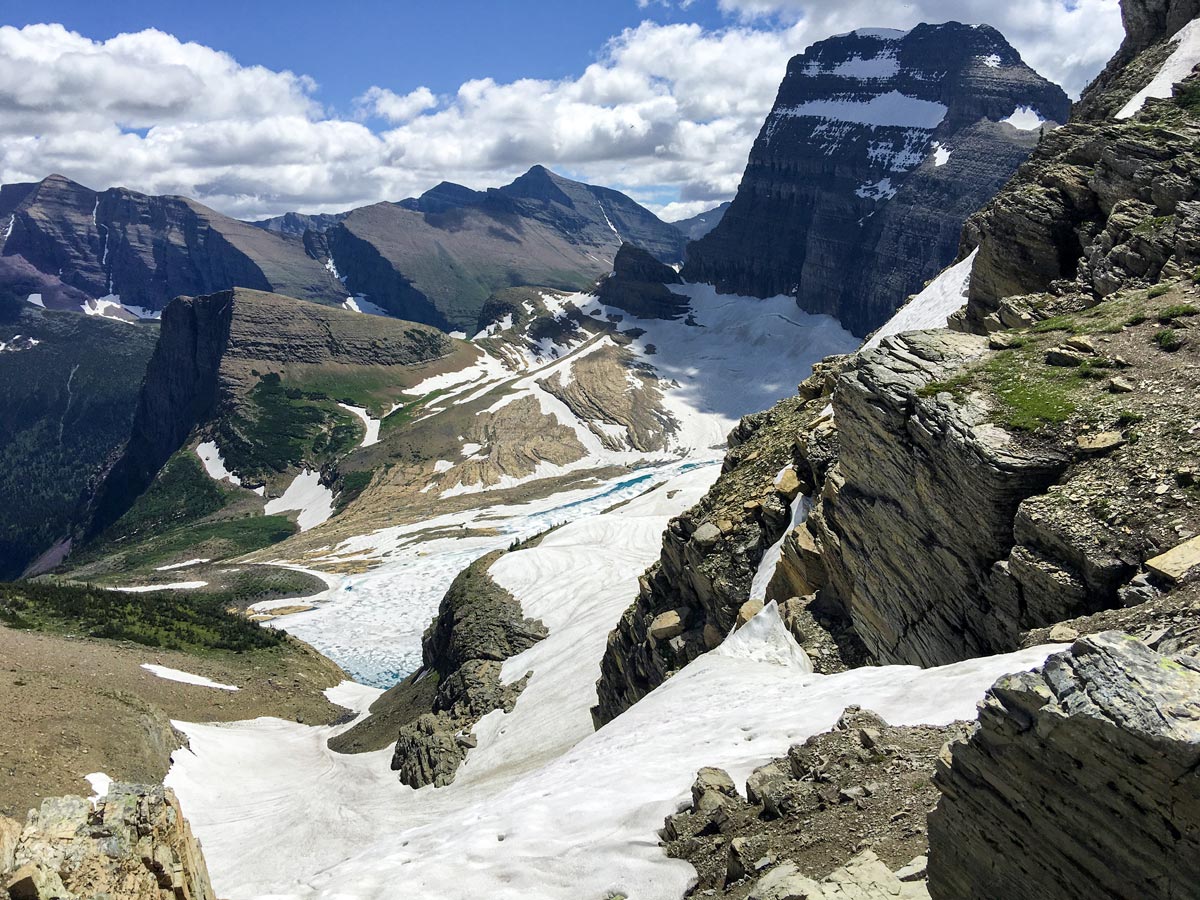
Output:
top-left (386, 551), bottom-right (548, 788)
top-left (928, 632), bottom-right (1200, 900)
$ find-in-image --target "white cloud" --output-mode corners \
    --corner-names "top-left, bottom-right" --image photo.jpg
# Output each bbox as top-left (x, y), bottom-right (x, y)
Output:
top-left (355, 85), bottom-right (438, 123)
top-left (716, 0), bottom-right (1123, 99)
top-left (0, 6), bottom-right (1123, 222)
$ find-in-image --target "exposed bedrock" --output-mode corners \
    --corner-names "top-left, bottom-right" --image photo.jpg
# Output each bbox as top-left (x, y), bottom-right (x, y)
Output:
top-left (383, 551), bottom-right (548, 788)
top-left (0, 783), bottom-right (216, 900)
top-left (592, 374), bottom-right (866, 727)
top-left (811, 330), bottom-right (1071, 665)
top-left (928, 631), bottom-right (1200, 900)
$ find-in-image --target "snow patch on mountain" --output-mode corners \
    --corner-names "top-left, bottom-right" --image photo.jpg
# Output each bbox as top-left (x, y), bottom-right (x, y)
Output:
top-left (1001, 105), bottom-right (1046, 130)
top-left (337, 403), bottom-right (381, 448)
top-left (264, 469), bottom-right (335, 532)
top-left (776, 90), bottom-right (949, 129)
top-left (195, 441), bottom-right (242, 486)
top-left (864, 249), bottom-right (978, 350)
top-left (1117, 18), bottom-right (1200, 119)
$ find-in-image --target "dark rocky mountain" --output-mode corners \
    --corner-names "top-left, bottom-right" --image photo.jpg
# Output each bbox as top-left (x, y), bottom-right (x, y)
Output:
top-left (0, 175), bottom-right (346, 313)
top-left (671, 201), bottom-right (731, 241)
top-left (594, 243), bottom-right (690, 320)
top-left (323, 166), bottom-right (687, 332)
top-left (683, 23), bottom-right (1071, 336)
top-left (0, 303), bottom-right (158, 579)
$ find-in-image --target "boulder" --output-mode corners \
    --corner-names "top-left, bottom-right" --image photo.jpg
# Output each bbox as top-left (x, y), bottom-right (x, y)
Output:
top-left (736, 599), bottom-right (765, 629)
top-left (928, 632), bottom-right (1200, 900)
top-left (649, 610), bottom-right (685, 641)
top-left (1146, 535), bottom-right (1200, 584)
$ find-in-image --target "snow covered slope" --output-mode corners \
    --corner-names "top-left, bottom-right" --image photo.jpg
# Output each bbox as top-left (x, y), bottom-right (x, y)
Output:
top-left (168, 464), bottom-right (1061, 899)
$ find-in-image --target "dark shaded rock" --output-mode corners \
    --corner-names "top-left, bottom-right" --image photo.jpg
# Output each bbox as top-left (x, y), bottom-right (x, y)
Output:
top-left (388, 551), bottom-right (547, 787)
top-left (929, 632), bottom-right (1200, 900)
top-left (683, 24), bottom-right (1069, 337)
top-left (595, 244), bottom-right (690, 321)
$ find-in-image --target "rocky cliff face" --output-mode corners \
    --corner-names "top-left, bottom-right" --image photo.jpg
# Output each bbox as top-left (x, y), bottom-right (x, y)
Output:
top-left (0, 783), bottom-right (216, 900)
top-left (0, 175), bottom-right (345, 313)
top-left (89, 288), bottom-right (451, 536)
top-left (683, 23), bottom-right (1070, 337)
top-left (325, 166), bottom-right (687, 332)
top-left (929, 632), bottom-right (1200, 900)
top-left (598, 0), bottom-right (1200, 712)
top-left (594, 243), bottom-right (690, 321)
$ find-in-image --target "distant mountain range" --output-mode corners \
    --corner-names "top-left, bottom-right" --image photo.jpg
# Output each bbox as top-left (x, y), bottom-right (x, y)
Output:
top-left (0, 166), bottom-right (687, 334)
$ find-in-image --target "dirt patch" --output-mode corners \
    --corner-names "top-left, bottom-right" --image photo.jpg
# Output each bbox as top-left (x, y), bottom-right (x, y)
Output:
top-left (663, 707), bottom-right (961, 897)
top-left (0, 625), bottom-right (346, 818)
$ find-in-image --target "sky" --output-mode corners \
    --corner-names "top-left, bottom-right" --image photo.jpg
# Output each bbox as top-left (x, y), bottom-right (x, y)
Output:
top-left (0, 0), bottom-right (1125, 222)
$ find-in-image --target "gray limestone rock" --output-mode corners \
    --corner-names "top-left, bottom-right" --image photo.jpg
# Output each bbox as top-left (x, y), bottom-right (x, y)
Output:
top-left (929, 632), bottom-right (1200, 900)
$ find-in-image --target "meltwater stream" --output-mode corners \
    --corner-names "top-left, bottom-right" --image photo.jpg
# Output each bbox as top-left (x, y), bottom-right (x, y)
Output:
top-left (259, 458), bottom-right (715, 687)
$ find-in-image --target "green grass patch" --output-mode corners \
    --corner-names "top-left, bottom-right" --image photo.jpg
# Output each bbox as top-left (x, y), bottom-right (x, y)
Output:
top-left (99, 453), bottom-right (233, 546)
top-left (0, 580), bottom-right (282, 652)
top-left (985, 353), bottom-right (1078, 431)
top-left (334, 469), bottom-right (375, 512)
top-left (1135, 216), bottom-right (1173, 237)
top-left (1030, 315), bottom-right (1082, 334)
top-left (1125, 313), bottom-right (1149, 326)
top-left (217, 373), bottom-right (359, 479)
top-left (1154, 327), bottom-right (1185, 351)
top-left (1148, 284), bottom-right (1172, 299)
top-left (1116, 409), bottom-right (1144, 426)
top-left (1159, 303), bottom-right (1198, 322)
top-left (79, 515), bottom-right (298, 575)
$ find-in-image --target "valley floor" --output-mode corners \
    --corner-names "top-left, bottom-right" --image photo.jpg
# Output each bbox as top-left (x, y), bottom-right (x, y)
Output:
top-left (166, 465), bottom-right (1061, 899)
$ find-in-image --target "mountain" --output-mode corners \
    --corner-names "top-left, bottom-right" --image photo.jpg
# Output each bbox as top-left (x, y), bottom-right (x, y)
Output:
top-left (84, 288), bottom-right (456, 553)
top-left (323, 166), bottom-right (688, 332)
top-left (0, 301), bottom-right (158, 579)
top-left (0, 175), bottom-right (347, 314)
top-left (682, 23), bottom-right (1071, 336)
top-left (671, 201), bottom-right (731, 241)
top-left (0, 167), bottom-right (685, 334)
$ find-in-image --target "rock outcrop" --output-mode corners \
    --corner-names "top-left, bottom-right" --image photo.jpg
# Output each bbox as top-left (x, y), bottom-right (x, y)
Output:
top-left (593, 388), bottom-right (864, 726)
top-left (663, 707), bottom-right (960, 897)
top-left (928, 632), bottom-right (1200, 900)
top-left (594, 243), bottom-right (689, 321)
top-left (0, 784), bottom-right (215, 900)
top-left (683, 23), bottom-right (1070, 337)
top-left (386, 551), bottom-right (547, 788)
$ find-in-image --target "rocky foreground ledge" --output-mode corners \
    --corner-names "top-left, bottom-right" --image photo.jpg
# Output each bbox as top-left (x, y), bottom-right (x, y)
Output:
top-left (0, 783), bottom-right (215, 900)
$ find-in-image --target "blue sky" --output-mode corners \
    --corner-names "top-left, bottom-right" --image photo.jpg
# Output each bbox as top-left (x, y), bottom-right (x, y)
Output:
top-left (2, 0), bottom-right (731, 117)
top-left (0, 0), bottom-right (1122, 220)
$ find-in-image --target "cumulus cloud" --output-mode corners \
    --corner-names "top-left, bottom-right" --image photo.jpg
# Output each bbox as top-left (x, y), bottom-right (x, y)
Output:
top-left (355, 85), bottom-right (438, 123)
top-left (716, 0), bottom-right (1123, 99)
top-left (0, 6), bottom-right (1124, 222)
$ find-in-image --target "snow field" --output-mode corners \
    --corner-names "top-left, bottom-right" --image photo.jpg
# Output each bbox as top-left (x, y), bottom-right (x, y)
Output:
top-left (1118, 18), bottom-right (1200, 119)
top-left (141, 663), bottom-right (239, 691)
top-left (264, 469), bottom-right (335, 532)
